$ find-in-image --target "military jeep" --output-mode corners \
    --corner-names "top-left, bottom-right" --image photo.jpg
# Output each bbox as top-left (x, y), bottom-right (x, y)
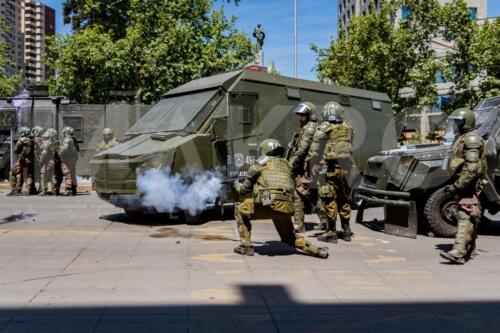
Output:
top-left (357, 96), bottom-right (500, 237)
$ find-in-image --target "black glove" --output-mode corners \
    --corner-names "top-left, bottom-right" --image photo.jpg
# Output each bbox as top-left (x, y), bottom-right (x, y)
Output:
top-left (444, 184), bottom-right (458, 195)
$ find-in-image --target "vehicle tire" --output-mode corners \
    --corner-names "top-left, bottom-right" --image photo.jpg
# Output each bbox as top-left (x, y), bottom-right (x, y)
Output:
top-left (349, 176), bottom-right (363, 210)
top-left (424, 188), bottom-right (458, 238)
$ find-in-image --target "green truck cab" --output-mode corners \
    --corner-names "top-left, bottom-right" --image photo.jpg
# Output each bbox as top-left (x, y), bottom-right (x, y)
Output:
top-left (90, 68), bottom-right (397, 215)
top-left (358, 97), bottom-right (500, 237)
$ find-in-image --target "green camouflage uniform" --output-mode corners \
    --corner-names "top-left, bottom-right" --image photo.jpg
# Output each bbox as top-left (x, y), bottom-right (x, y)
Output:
top-left (97, 138), bottom-right (118, 153)
top-left (234, 155), bottom-right (325, 257)
top-left (288, 120), bottom-right (322, 231)
top-left (58, 134), bottom-right (79, 195)
top-left (8, 133), bottom-right (34, 195)
top-left (39, 138), bottom-right (60, 195)
top-left (307, 120), bottom-right (354, 239)
top-left (446, 130), bottom-right (485, 261)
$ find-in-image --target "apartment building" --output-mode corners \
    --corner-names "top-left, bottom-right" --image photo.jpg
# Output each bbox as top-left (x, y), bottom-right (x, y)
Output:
top-left (0, 0), bottom-right (55, 85)
top-left (338, 0), bottom-right (487, 32)
top-left (0, 0), bottom-right (24, 77)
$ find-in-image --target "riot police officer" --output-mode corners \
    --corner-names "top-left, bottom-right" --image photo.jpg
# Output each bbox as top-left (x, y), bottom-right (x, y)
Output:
top-left (32, 126), bottom-right (44, 192)
top-left (306, 101), bottom-right (354, 243)
top-left (287, 102), bottom-right (321, 233)
top-left (7, 127), bottom-right (34, 196)
top-left (39, 128), bottom-right (60, 196)
top-left (440, 108), bottom-right (486, 264)
top-left (58, 126), bottom-right (79, 196)
top-left (233, 139), bottom-right (329, 259)
top-left (97, 128), bottom-right (118, 153)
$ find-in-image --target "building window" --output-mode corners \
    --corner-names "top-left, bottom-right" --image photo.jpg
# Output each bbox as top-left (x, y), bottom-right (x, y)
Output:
top-left (352, 4), bottom-right (355, 15)
top-left (402, 7), bottom-right (411, 21)
top-left (468, 7), bottom-right (477, 20)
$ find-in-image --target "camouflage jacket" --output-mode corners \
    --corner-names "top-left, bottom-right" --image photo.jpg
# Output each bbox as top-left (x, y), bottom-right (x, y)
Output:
top-left (307, 120), bottom-right (354, 165)
top-left (59, 136), bottom-right (79, 163)
top-left (235, 156), bottom-right (295, 202)
top-left (448, 130), bottom-right (486, 191)
top-left (97, 138), bottom-right (118, 153)
top-left (40, 141), bottom-right (60, 166)
top-left (288, 121), bottom-right (317, 173)
top-left (14, 137), bottom-right (33, 162)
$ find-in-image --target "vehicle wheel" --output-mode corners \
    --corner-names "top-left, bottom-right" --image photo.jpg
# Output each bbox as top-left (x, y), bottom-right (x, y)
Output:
top-left (424, 188), bottom-right (458, 238)
top-left (350, 176), bottom-right (363, 210)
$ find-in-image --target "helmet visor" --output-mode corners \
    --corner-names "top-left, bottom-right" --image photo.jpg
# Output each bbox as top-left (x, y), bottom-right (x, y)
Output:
top-left (292, 104), bottom-right (311, 115)
top-left (443, 118), bottom-right (464, 143)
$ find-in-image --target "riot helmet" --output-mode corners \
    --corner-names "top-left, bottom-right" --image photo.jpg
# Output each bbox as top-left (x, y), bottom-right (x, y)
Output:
top-left (103, 128), bottom-right (114, 142)
top-left (62, 126), bottom-right (75, 138)
top-left (291, 102), bottom-right (316, 115)
top-left (18, 127), bottom-right (31, 138)
top-left (42, 128), bottom-right (57, 142)
top-left (32, 126), bottom-right (44, 138)
top-left (322, 101), bottom-right (344, 123)
top-left (258, 139), bottom-right (285, 157)
top-left (444, 108), bottom-right (476, 143)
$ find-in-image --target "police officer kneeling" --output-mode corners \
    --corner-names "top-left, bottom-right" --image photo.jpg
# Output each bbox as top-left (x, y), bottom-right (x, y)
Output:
top-left (233, 139), bottom-right (329, 259)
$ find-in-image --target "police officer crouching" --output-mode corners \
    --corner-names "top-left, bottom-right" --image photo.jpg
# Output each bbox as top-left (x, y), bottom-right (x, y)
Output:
top-left (233, 139), bottom-right (329, 259)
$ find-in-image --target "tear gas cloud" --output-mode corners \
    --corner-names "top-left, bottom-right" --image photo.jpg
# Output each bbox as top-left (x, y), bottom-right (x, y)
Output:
top-left (136, 168), bottom-right (223, 215)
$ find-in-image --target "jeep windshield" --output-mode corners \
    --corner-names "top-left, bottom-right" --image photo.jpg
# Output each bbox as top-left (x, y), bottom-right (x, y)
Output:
top-left (127, 89), bottom-right (219, 135)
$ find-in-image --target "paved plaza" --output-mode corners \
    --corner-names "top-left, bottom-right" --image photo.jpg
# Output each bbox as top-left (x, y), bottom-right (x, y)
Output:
top-left (1, 191), bottom-right (500, 332)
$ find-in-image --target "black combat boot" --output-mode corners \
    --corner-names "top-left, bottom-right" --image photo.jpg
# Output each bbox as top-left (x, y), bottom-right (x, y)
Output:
top-left (317, 231), bottom-right (338, 244)
top-left (342, 228), bottom-right (352, 242)
top-left (72, 185), bottom-right (77, 196)
top-left (234, 245), bottom-right (255, 256)
top-left (7, 190), bottom-right (21, 196)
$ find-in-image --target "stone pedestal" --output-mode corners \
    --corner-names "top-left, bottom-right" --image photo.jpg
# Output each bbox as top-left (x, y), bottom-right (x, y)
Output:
top-left (256, 50), bottom-right (264, 66)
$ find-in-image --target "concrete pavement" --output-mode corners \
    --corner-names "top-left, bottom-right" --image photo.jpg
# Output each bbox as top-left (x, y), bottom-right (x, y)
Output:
top-left (1, 191), bottom-right (500, 332)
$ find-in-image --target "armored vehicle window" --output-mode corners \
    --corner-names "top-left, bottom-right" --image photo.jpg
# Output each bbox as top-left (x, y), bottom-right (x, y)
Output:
top-left (229, 93), bottom-right (258, 138)
top-left (372, 100), bottom-right (382, 111)
top-left (127, 90), bottom-right (219, 135)
top-left (475, 108), bottom-right (500, 139)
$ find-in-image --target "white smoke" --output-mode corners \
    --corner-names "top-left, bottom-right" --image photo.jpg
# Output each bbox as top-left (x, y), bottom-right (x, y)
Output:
top-left (136, 168), bottom-right (223, 215)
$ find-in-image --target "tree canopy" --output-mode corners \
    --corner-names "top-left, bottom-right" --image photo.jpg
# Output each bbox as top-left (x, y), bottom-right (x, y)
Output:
top-left (51, 0), bottom-right (254, 103)
top-left (315, 0), bottom-right (499, 113)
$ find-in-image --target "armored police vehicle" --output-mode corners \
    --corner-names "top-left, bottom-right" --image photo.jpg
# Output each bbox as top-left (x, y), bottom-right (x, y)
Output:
top-left (90, 68), bottom-right (398, 215)
top-left (358, 97), bottom-right (500, 237)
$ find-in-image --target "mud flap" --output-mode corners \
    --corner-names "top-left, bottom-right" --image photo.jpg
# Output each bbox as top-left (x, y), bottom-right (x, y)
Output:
top-left (384, 201), bottom-right (418, 238)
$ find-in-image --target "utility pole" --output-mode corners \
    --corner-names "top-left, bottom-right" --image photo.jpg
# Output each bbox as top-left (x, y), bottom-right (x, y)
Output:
top-left (294, 0), bottom-right (297, 78)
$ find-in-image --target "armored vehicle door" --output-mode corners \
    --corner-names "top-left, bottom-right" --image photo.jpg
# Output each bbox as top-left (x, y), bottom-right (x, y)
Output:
top-left (212, 93), bottom-right (260, 179)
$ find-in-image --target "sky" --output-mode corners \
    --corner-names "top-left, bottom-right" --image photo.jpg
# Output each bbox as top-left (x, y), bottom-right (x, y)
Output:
top-left (44, 0), bottom-right (500, 82)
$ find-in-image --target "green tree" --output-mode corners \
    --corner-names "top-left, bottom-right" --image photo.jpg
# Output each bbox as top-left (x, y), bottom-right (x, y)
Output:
top-left (315, 0), bottom-right (497, 113)
top-left (50, 0), bottom-right (254, 104)
top-left (315, 0), bottom-right (442, 113)
top-left (0, 22), bottom-right (22, 97)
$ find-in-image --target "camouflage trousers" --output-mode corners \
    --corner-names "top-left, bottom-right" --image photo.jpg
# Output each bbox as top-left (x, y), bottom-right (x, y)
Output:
top-left (9, 160), bottom-right (34, 194)
top-left (451, 193), bottom-right (480, 258)
top-left (235, 198), bottom-right (321, 256)
top-left (293, 175), bottom-right (329, 231)
top-left (312, 165), bottom-right (352, 232)
top-left (40, 160), bottom-right (59, 194)
top-left (60, 161), bottom-right (77, 194)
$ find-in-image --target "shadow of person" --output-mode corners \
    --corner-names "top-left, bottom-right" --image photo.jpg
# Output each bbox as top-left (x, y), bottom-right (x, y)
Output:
top-left (254, 240), bottom-right (298, 257)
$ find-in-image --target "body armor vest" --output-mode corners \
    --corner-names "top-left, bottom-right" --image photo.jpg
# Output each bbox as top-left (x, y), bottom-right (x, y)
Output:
top-left (253, 157), bottom-right (295, 202)
top-left (323, 122), bottom-right (353, 161)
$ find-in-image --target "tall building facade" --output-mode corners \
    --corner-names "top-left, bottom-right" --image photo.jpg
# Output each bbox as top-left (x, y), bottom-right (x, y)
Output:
top-left (338, 0), bottom-right (487, 32)
top-left (0, 0), bottom-right (24, 77)
top-left (0, 0), bottom-right (55, 85)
